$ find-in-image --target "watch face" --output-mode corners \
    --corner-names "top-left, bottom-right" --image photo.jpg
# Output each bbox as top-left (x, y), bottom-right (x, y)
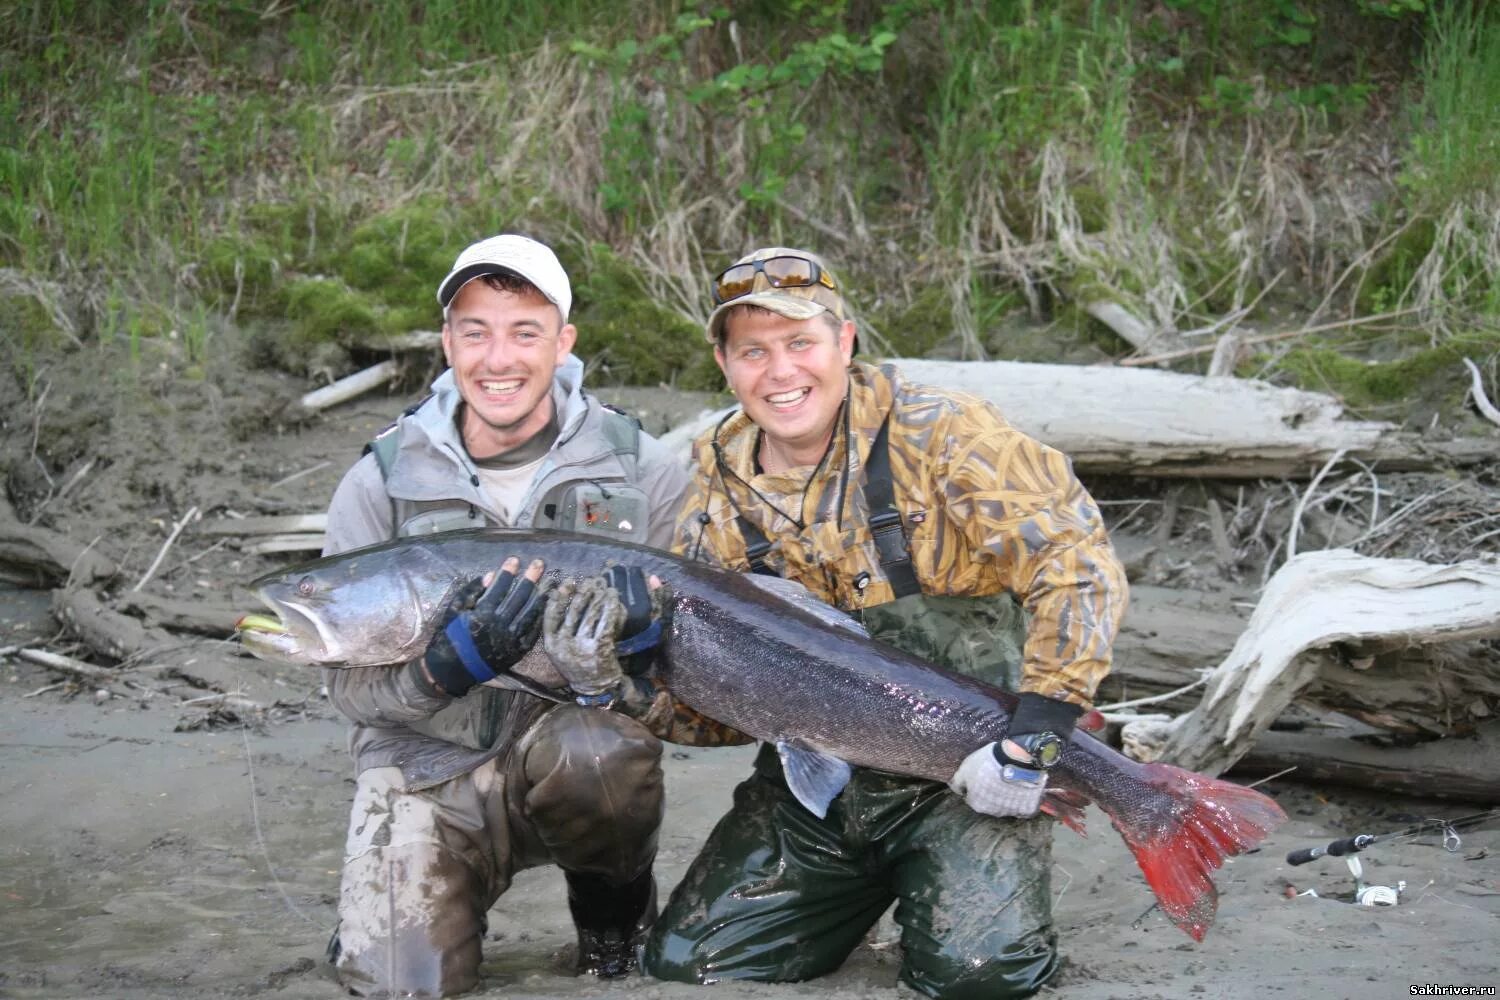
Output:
top-left (1027, 733), bottom-right (1065, 769)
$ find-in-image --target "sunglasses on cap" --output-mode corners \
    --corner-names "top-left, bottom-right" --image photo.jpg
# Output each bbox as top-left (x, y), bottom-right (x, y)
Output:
top-left (711, 255), bottom-right (839, 305)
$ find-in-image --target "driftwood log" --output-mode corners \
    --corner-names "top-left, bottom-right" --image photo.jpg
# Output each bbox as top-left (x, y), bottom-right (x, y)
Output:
top-left (1229, 719), bottom-right (1500, 804)
top-left (662, 360), bottom-right (1500, 477)
top-left (1123, 549), bottom-right (1500, 776)
top-left (0, 493), bottom-right (116, 586)
top-left (115, 591), bottom-right (245, 637)
top-left (299, 359), bottom-right (402, 413)
top-left (51, 588), bottom-right (176, 663)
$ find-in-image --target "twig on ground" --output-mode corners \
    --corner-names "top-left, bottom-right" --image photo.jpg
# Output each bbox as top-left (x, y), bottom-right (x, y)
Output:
top-left (1461, 357), bottom-right (1500, 428)
top-left (1118, 307), bottom-right (1423, 367)
top-left (29, 378), bottom-right (50, 464)
top-left (23, 682), bottom-right (68, 698)
top-left (15, 646), bottom-right (115, 680)
top-left (167, 537), bottom-right (231, 577)
top-left (1287, 449), bottom-right (1346, 558)
top-left (267, 461), bottom-right (332, 491)
top-left (133, 505), bottom-right (200, 592)
top-left (1097, 674), bottom-right (1211, 713)
top-left (180, 692), bottom-right (266, 711)
top-left (1354, 481), bottom-right (1467, 553)
top-left (27, 456), bottom-right (96, 526)
top-left (1245, 766), bottom-right (1298, 789)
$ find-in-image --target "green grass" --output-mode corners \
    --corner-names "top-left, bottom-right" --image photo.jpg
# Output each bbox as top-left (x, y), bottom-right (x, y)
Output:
top-left (0, 0), bottom-right (1494, 405)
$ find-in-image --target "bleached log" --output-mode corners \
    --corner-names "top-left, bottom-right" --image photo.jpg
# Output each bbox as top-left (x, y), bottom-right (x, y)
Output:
top-left (299, 359), bottom-right (401, 413)
top-left (243, 533), bottom-right (327, 555)
top-left (660, 361), bottom-right (1499, 478)
top-left (1080, 300), bottom-right (1184, 355)
top-left (1125, 550), bottom-right (1500, 776)
top-left (890, 359), bottom-right (1498, 478)
top-left (197, 513), bottom-right (328, 537)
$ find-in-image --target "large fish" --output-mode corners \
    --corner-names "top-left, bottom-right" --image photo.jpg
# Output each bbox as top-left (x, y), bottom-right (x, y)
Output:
top-left (237, 528), bottom-right (1284, 941)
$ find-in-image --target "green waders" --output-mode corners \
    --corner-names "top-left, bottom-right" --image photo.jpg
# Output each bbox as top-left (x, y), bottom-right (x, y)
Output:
top-left (643, 593), bottom-right (1059, 1000)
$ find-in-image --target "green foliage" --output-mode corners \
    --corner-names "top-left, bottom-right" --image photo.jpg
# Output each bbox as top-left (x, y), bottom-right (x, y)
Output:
top-left (1276, 330), bottom-right (1500, 413)
top-left (568, 245), bottom-right (721, 390)
top-left (0, 0), bottom-right (1492, 406)
top-left (569, 2), bottom-right (908, 221)
top-left (1401, 2), bottom-right (1500, 206)
top-left (282, 278), bottom-right (378, 345)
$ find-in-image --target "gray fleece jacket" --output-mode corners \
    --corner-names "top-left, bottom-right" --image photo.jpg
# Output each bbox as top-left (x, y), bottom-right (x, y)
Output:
top-left (321, 356), bottom-right (688, 788)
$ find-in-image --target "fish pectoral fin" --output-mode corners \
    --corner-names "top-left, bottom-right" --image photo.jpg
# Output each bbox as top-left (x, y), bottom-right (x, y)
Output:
top-left (776, 740), bottom-right (852, 820)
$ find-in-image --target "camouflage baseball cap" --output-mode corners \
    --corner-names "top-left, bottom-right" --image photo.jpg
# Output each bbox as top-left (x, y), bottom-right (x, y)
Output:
top-left (705, 247), bottom-right (849, 344)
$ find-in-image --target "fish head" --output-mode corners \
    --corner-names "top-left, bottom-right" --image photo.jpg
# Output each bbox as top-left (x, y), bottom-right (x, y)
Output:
top-left (236, 543), bottom-right (465, 667)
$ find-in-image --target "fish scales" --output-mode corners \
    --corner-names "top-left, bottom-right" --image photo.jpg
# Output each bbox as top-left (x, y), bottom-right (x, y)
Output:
top-left (238, 528), bottom-right (1286, 941)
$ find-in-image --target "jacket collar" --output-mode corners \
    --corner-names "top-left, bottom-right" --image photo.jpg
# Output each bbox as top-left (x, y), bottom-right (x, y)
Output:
top-left (385, 355), bottom-right (596, 502)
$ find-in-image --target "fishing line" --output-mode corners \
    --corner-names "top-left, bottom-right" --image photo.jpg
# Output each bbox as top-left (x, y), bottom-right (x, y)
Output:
top-left (241, 709), bottom-right (322, 927)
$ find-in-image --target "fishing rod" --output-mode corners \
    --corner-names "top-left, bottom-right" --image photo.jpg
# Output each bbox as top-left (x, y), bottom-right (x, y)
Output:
top-left (1285, 809), bottom-right (1500, 866)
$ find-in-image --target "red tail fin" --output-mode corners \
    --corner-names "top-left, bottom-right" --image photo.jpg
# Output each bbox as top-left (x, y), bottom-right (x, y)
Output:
top-left (1114, 763), bottom-right (1286, 941)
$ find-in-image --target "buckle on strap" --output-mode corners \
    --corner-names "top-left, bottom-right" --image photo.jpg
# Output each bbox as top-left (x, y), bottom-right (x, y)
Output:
top-left (869, 509), bottom-right (908, 562)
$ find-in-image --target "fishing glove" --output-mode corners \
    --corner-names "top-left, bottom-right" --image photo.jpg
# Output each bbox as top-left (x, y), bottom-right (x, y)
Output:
top-left (544, 577), bottom-right (627, 702)
top-left (544, 568), bottom-right (669, 708)
top-left (418, 562), bottom-right (551, 698)
top-left (949, 692), bottom-right (1085, 819)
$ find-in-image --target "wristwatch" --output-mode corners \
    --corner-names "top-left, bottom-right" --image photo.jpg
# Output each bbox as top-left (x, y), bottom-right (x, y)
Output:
top-left (1006, 731), bottom-right (1066, 770)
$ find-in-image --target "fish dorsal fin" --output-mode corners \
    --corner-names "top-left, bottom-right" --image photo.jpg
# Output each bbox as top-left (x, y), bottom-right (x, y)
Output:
top-left (776, 740), bottom-right (853, 819)
top-left (743, 575), bottom-right (868, 638)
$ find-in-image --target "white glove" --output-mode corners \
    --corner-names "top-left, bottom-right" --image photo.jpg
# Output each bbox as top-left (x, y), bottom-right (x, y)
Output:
top-left (949, 742), bottom-right (1046, 818)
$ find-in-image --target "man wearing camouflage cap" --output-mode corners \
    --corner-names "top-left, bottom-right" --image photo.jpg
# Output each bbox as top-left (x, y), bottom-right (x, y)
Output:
top-left (636, 246), bottom-right (1129, 998)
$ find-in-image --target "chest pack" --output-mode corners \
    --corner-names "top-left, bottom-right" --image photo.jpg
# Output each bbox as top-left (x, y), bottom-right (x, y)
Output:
top-left (732, 413), bottom-right (920, 599)
top-left (364, 400), bottom-right (647, 542)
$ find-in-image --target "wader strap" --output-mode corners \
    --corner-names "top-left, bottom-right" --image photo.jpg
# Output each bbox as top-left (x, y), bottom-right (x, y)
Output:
top-left (736, 516), bottom-right (779, 577)
top-left (864, 416), bottom-right (921, 599)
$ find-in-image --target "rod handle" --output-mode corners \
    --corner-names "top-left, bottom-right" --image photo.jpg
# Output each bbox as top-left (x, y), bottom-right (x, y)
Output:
top-left (1286, 835), bottom-right (1374, 866)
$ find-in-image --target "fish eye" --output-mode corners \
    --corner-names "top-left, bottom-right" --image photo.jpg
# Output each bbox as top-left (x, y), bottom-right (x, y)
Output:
top-left (297, 576), bottom-right (317, 597)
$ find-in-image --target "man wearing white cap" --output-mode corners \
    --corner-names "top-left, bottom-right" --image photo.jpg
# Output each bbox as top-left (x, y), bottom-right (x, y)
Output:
top-left (318, 234), bottom-right (689, 996)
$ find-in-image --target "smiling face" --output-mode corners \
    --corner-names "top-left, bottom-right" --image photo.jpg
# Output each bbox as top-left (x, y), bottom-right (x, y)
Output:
top-left (715, 306), bottom-right (856, 471)
top-left (441, 276), bottom-right (577, 457)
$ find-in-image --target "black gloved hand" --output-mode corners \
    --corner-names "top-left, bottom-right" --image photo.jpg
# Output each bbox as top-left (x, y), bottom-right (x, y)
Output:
top-left (419, 559), bottom-right (551, 698)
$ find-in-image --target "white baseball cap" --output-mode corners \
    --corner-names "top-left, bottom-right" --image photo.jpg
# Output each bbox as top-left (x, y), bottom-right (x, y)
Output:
top-left (435, 234), bottom-right (572, 320)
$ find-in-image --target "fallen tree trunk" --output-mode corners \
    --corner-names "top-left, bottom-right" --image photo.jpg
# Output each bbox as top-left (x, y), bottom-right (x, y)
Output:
top-left (1228, 720), bottom-right (1500, 804)
top-left (891, 359), bottom-right (1500, 477)
top-left (51, 588), bottom-right (176, 663)
top-left (299, 359), bottom-right (401, 413)
top-left (1124, 549), bottom-right (1500, 775)
top-left (115, 591), bottom-right (244, 637)
top-left (0, 495), bottom-right (117, 586)
top-left (663, 361), bottom-right (1500, 478)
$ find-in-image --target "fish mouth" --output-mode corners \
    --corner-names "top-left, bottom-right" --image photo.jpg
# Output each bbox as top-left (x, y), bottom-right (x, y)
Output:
top-left (235, 597), bottom-right (340, 665)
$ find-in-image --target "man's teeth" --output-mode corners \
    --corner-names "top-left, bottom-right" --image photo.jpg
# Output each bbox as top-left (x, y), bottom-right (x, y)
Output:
top-left (480, 379), bottom-right (524, 394)
top-left (767, 388), bottom-right (810, 405)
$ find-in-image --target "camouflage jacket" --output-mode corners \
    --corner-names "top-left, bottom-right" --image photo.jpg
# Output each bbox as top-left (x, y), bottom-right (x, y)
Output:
top-left (672, 360), bottom-right (1128, 709)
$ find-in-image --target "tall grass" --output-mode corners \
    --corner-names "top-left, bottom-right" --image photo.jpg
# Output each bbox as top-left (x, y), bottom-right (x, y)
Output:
top-left (0, 0), bottom-right (1492, 386)
top-left (1395, 2), bottom-right (1500, 332)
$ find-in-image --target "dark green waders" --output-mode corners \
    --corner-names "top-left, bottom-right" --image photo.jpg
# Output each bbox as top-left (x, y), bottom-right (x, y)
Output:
top-left (643, 593), bottom-right (1060, 1000)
